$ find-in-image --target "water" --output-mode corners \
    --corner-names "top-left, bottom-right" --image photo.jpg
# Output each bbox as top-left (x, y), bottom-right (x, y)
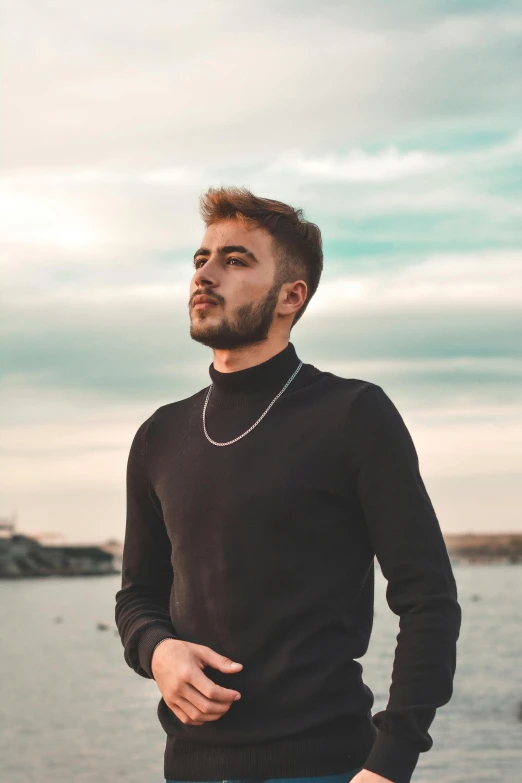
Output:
top-left (0, 564), bottom-right (520, 783)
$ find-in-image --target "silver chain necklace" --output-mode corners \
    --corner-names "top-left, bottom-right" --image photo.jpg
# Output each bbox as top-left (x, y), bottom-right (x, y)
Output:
top-left (203, 361), bottom-right (303, 446)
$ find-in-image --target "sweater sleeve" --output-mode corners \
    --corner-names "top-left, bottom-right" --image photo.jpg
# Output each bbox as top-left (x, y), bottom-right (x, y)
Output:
top-left (346, 384), bottom-right (462, 783)
top-left (115, 415), bottom-right (180, 679)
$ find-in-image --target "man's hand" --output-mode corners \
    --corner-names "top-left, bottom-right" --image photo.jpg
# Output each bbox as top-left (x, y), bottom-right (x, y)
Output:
top-left (151, 639), bottom-right (243, 725)
top-left (351, 771), bottom-right (395, 783)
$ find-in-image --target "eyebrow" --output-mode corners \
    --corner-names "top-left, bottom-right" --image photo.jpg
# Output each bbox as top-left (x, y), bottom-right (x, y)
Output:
top-left (193, 245), bottom-right (259, 263)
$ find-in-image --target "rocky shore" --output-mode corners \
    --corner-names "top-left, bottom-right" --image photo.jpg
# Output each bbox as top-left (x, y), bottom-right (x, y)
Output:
top-left (0, 532), bottom-right (121, 578)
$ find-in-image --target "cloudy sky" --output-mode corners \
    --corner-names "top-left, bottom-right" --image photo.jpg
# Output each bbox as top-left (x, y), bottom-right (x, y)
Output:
top-left (2, 0), bottom-right (521, 543)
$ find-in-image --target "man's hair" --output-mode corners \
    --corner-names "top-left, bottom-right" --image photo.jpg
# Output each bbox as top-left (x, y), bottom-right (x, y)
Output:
top-left (199, 186), bottom-right (323, 327)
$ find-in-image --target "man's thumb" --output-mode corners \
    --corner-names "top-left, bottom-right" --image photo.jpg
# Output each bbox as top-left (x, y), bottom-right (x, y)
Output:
top-left (200, 646), bottom-right (243, 673)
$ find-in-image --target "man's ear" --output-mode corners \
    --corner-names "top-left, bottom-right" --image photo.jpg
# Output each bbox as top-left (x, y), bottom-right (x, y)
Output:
top-left (284, 281), bottom-right (307, 310)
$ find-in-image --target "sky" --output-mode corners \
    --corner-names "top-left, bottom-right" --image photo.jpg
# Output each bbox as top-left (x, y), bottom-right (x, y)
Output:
top-left (1, 0), bottom-right (521, 543)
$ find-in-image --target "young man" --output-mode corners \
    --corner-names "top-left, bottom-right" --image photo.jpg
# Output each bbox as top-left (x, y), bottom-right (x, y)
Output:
top-left (115, 187), bottom-right (462, 783)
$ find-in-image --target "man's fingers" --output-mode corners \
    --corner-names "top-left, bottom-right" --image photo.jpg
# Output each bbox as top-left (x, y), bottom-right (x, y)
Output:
top-left (194, 644), bottom-right (243, 675)
top-left (189, 666), bottom-right (241, 703)
top-left (169, 698), bottom-right (204, 726)
top-left (175, 693), bottom-right (225, 724)
top-left (181, 682), bottom-right (233, 715)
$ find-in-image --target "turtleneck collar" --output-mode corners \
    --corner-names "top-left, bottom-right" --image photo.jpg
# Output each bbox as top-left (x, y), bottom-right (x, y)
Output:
top-left (208, 342), bottom-right (301, 398)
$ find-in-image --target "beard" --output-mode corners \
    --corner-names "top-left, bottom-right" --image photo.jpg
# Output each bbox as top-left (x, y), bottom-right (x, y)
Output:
top-left (189, 277), bottom-right (283, 350)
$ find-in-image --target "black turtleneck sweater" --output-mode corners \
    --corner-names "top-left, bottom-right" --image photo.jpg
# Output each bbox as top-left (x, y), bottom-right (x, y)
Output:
top-left (115, 342), bottom-right (461, 783)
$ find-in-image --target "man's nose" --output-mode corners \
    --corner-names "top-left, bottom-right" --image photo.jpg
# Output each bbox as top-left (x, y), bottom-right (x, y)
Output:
top-left (194, 256), bottom-right (220, 286)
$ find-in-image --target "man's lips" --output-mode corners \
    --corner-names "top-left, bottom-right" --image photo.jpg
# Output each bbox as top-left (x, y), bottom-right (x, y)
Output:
top-left (193, 300), bottom-right (219, 310)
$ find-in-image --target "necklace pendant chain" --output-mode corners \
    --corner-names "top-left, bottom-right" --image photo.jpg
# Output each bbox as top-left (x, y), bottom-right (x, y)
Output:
top-left (202, 362), bottom-right (303, 446)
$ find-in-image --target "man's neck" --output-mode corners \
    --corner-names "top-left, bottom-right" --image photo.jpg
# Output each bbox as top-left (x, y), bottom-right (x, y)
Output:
top-left (208, 341), bottom-right (301, 401)
top-left (211, 338), bottom-right (290, 374)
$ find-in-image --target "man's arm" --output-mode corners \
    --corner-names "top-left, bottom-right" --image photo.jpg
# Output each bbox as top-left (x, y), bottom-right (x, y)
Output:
top-left (115, 415), bottom-right (179, 679)
top-left (346, 384), bottom-right (462, 783)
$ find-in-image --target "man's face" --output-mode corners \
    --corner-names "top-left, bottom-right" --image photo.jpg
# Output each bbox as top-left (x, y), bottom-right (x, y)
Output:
top-left (188, 218), bottom-right (284, 350)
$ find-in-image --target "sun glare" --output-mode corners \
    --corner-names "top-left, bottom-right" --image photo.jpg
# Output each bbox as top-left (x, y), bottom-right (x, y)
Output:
top-left (1, 186), bottom-right (102, 250)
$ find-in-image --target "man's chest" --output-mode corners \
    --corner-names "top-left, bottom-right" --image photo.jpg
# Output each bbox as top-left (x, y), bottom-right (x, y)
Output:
top-left (149, 396), bottom-right (362, 561)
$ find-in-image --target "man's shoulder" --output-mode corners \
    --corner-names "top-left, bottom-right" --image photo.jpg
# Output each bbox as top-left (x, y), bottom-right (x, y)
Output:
top-left (307, 363), bottom-right (383, 405)
top-left (132, 386), bottom-right (209, 437)
top-left (149, 386), bottom-right (209, 423)
top-left (320, 372), bottom-right (408, 436)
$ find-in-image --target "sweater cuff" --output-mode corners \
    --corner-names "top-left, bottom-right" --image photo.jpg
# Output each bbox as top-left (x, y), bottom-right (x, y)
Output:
top-left (138, 624), bottom-right (179, 679)
top-left (363, 728), bottom-right (420, 783)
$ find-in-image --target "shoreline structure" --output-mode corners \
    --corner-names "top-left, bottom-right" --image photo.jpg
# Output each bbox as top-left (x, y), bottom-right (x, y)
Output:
top-left (0, 519), bottom-right (121, 578)
top-left (0, 519), bottom-right (521, 578)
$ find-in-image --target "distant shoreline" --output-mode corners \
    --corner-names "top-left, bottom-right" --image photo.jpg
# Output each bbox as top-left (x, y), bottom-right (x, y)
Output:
top-left (443, 533), bottom-right (522, 564)
top-left (1, 532), bottom-right (521, 579)
top-left (0, 532), bottom-right (122, 579)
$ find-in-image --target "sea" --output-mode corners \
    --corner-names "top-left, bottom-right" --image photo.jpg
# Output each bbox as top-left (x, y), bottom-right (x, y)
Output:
top-left (0, 563), bottom-right (520, 783)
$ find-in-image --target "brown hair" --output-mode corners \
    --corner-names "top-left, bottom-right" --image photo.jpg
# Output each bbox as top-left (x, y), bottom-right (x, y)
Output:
top-left (199, 186), bottom-right (323, 327)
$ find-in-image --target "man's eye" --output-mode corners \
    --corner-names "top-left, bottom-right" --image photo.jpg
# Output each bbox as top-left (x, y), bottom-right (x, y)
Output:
top-left (194, 257), bottom-right (245, 268)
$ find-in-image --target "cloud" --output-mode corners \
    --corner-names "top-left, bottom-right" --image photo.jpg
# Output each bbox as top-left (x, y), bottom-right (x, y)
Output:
top-left (308, 250), bottom-right (522, 313)
top-left (266, 148), bottom-right (450, 182)
top-left (3, 2), bottom-right (522, 168)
